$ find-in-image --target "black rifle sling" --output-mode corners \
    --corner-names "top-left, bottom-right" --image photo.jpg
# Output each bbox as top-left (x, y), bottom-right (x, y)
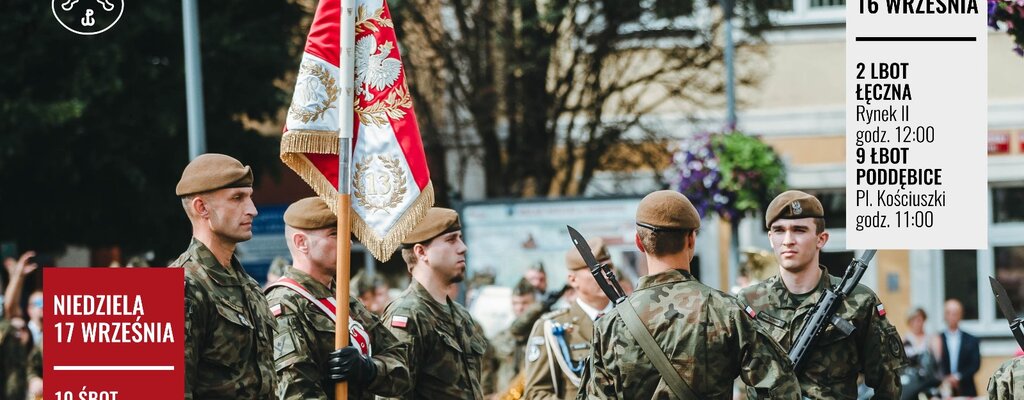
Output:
top-left (616, 300), bottom-right (698, 400)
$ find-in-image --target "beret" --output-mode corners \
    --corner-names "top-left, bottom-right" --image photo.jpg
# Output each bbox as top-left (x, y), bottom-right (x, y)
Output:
top-left (635, 190), bottom-right (701, 232)
top-left (764, 190), bottom-right (824, 228)
top-left (176, 153), bottom-right (253, 196)
top-left (565, 237), bottom-right (612, 271)
top-left (284, 197), bottom-right (337, 230)
top-left (401, 207), bottom-right (461, 245)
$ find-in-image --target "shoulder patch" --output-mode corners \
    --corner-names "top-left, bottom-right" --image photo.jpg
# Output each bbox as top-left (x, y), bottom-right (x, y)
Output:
top-left (876, 303), bottom-right (887, 317)
top-left (744, 305), bottom-right (757, 319)
top-left (391, 315), bottom-right (409, 328)
top-left (527, 340), bottom-right (542, 362)
top-left (274, 331), bottom-right (296, 359)
top-left (888, 332), bottom-right (902, 358)
top-left (270, 304), bottom-right (282, 317)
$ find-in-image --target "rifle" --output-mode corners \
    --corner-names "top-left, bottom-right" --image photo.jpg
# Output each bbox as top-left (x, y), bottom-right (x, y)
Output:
top-left (566, 225), bottom-right (626, 304)
top-left (788, 249), bottom-right (876, 369)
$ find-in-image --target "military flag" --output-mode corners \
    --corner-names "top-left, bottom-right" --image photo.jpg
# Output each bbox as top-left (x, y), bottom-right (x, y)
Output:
top-left (281, 0), bottom-right (433, 262)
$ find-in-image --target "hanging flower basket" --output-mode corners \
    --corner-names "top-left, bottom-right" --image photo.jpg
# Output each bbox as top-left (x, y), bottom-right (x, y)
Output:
top-left (990, 0), bottom-right (1024, 56)
top-left (666, 131), bottom-right (787, 223)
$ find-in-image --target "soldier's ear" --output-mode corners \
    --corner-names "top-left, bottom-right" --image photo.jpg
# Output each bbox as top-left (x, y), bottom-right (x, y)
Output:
top-left (685, 231), bottom-right (696, 250)
top-left (294, 232), bottom-right (310, 254)
top-left (634, 233), bottom-right (646, 254)
top-left (192, 196), bottom-right (209, 218)
top-left (816, 231), bottom-right (829, 250)
top-left (413, 243), bottom-right (428, 261)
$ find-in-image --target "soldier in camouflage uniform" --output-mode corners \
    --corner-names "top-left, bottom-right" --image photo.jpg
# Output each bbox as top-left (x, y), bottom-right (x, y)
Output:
top-left (523, 239), bottom-right (613, 400)
top-left (508, 264), bottom-right (568, 349)
top-left (381, 207), bottom-right (488, 400)
top-left (171, 153), bottom-right (276, 399)
top-left (0, 318), bottom-right (26, 400)
top-left (580, 190), bottom-right (801, 399)
top-left (739, 190), bottom-right (907, 400)
top-left (266, 197), bottom-right (410, 399)
top-left (988, 356), bottom-right (1024, 399)
top-left (483, 278), bottom-right (536, 397)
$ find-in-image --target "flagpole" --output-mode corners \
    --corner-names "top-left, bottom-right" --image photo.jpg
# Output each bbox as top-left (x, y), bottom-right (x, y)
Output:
top-left (336, 0), bottom-right (356, 398)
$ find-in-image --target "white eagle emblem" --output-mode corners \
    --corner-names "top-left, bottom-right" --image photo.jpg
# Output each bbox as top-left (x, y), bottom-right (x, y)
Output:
top-left (355, 35), bottom-right (402, 102)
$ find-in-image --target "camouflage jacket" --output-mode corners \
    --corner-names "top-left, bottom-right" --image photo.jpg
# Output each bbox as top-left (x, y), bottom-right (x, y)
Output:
top-left (579, 269), bottom-right (801, 400)
top-left (265, 268), bottom-right (410, 400)
top-left (483, 328), bottom-right (524, 396)
top-left (0, 319), bottom-right (26, 400)
top-left (989, 355), bottom-right (1024, 400)
top-left (380, 280), bottom-right (487, 400)
top-left (523, 301), bottom-right (595, 400)
top-left (172, 238), bottom-right (276, 399)
top-left (509, 302), bottom-right (548, 343)
top-left (738, 266), bottom-right (907, 400)
top-left (28, 345), bottom-right (42, 381)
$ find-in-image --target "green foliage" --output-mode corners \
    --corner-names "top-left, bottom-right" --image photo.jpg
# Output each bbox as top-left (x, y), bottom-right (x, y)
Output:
top-left (713, 131), bottom-right (787, 216)
top-left (0, 0), bottom-right (304, 260)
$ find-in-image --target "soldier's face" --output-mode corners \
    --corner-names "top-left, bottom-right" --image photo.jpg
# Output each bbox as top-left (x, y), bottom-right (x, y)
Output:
top-left (203, 188), bottom-right (258, 243)
top-left (525, 269), bottom-right (547, 292)
top-left (304, 227), bottom-right (338, 275)
top-left (423, 231), bottom-right (467, 284)
top-left (768, 218), bottom-right (827, 273)
top-left (511, 294), bottom-right (535, 317)
top-left (568, 268), bottom-right (606, 306)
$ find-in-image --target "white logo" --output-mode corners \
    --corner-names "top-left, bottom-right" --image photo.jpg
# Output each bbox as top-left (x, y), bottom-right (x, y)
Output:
top-left (52, 0), bottom-right (124, 36)
top-left (791, 201), bottom-right (803, 215)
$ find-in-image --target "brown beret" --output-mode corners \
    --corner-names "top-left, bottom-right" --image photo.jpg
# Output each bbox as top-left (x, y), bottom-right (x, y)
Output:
top-left (565, 237), bottom-right (612, 271)
top-left (175, 153), bottom-right (254, 196)
top-left (764, 190), bottom-right (824, 228)
top-left (635, 190), bottom-right (701, 232)
top-left (401, 207), bottom-right (461, 245)
top-left (284, 197), bottom-right (337, 230)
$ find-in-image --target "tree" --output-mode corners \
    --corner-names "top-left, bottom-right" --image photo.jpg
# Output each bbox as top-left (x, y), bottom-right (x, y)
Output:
top-left (389, 0), bottom-right (775, 201)
top-left (0, 0), bottom-right (305, 260)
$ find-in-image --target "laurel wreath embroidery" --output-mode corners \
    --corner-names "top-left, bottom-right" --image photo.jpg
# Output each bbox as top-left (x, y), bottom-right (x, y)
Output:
top-left (289, 61), bottom-right (339, 124)
top-left (356, 81), bottom-right (413, 127)
top-left (356, 5), bottom-right (394, 35)
top-left (353, 155), bottom-right (408, 214)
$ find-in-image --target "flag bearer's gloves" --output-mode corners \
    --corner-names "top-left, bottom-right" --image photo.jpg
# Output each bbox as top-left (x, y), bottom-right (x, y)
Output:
top-left (327, 346), bottom-right (378, 386)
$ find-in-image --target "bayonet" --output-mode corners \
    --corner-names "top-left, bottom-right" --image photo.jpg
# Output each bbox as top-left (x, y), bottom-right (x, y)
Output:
top-left (567, 225), bottom-right (626, 304)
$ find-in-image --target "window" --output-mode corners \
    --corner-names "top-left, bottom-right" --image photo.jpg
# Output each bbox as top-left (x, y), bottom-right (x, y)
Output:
top-left (943, 250), bottom-right (979, 320)
top-left (768, 0), bottom-right (846, 27)
top-left (809, 0), bottom-right (845, 7)
top-left (928, 185), bottom-right (1024, 336)
top-left (993, 186), bottom-right (1024, 223)
top-left (994, 245), bottom-right (1024, 320)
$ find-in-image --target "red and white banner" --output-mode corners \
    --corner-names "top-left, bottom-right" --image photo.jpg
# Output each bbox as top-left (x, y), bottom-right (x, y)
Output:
top-left (281, 0), bottom-right (432, 261)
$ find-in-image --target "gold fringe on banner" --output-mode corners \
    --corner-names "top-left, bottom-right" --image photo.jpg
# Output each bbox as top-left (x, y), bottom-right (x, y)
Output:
top-left (281, 129), bottom-right (435, 262)
top-left (351, 184), bottom-right (433, 261)
top-left (280, 129), bottom-right (339, 154)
